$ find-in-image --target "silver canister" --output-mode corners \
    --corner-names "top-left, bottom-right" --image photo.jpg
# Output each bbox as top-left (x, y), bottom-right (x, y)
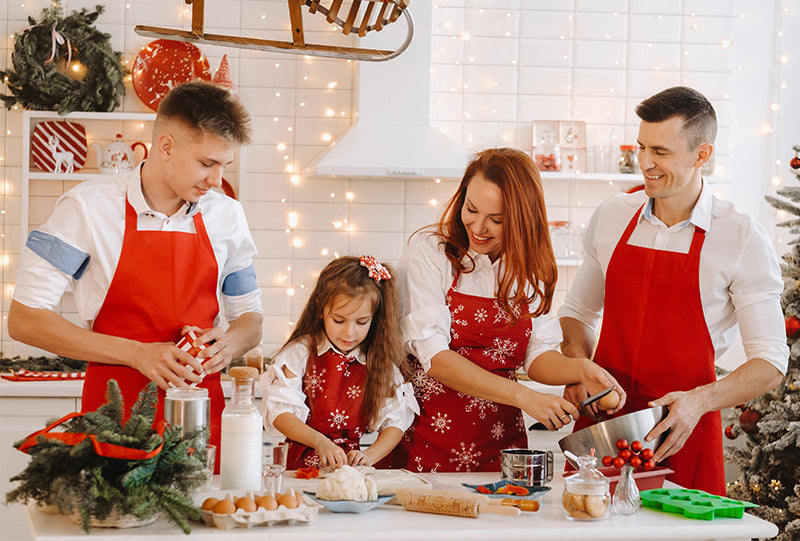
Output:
top-left (164, 387), bottom-right (210, 445)
top-left (501, 449), bottom-right (554, 486)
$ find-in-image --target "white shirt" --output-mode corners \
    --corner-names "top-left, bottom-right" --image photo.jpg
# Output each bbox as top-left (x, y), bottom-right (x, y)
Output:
top-left (258, 336), bottom-right (419, 438)
top-left (13, 165), bottom-right (262, 327)
top-left (397, 230), bottom-right (563, 372)
top-left (558, 182), bottom-right (789, 374)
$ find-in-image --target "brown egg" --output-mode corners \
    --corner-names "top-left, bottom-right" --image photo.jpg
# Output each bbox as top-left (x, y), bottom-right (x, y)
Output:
top-left (201, 497), bottom-right (219, 511)
top-left (276, 490), bottom-right (298, 509)
top-left (598, 390), bottom-right (621, 410)
top-left (236, 496), bottom-right (257, 512)
top-left (212, 498), bottom-right (236, 515)
top-left (256, 494), bottom-right (279, 511)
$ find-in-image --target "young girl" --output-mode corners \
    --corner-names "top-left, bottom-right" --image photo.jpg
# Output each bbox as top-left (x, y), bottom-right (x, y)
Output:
top-left (259, 255), bottom-right (418, 469)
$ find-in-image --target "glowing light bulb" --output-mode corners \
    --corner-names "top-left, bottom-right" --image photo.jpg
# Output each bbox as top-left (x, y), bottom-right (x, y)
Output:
top-left (779, 55), bottom-right (789, 64)
top-left (720, 39), bottom-right (732, 48)
top-left (322, 133), bottom-right (332, 142)
top-left (321, 248), bottom-right (329, 256)
top-left (286, 288), bottom-right (295, 297)
top-left (327, 82), bottom-right (338, 89)
top-left (288, 211), bottom-right (298, 228)
top-left (325, 108), bottom-right (335, 117)
top-left (346, 192), bottom-right (354, 201)
top-left (291, 175), bottom-right (300, 185)
top-left (429, 199), bottom-right (438, 206)
top-left (770, 103), bottom-right (780, 112)
top-left (277, 142), bottom-right (286, 151)
top-left (771, 176), bottom-right (781, 187)
top-left (292, 237), bottom-right (303, 248)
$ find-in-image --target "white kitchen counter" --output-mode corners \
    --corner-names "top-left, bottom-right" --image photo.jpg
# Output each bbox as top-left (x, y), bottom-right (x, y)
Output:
top-left (4, 472), bottom-right (778, 541)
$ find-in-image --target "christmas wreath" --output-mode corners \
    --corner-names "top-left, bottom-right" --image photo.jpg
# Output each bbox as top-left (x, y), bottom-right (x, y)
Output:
top-left (0, 2), bottom-right (125, 114)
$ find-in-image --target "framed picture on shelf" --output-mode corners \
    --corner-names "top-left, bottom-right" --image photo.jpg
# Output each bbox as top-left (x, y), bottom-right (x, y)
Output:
top-left (531, 120), bottom-right (562, 171)
top-left (560, 149), bottom-right (586, 174)
top-left (558, 121), bottom-right (586, 149)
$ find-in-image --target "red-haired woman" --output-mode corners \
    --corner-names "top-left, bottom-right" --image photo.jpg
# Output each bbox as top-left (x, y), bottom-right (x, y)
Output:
top-left (395, 148), bottom-right (626, 472)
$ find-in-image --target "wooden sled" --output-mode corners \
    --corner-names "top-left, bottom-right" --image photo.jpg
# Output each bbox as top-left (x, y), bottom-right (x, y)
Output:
top-left (135, 0), bottom-right (413, 61)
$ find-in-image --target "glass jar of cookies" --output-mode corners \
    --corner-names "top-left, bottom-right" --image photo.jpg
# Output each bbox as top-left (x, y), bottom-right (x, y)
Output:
top-left (562, 454), bottom-right (610, 521)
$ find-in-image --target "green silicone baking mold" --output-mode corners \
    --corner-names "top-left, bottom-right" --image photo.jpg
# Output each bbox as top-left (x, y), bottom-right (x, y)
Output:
top-left (639, 488), bottom-right (759, 520)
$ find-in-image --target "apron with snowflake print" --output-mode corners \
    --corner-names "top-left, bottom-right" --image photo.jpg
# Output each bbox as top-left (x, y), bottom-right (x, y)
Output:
top-left (286, 349), bottom-right (368, 469)
top-left (397, 272), bottom-right (531, 472)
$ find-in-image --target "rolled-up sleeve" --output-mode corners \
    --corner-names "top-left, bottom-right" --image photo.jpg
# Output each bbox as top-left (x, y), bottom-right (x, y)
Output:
top-left (219, 203), bottom-right (263, 321)
top-left (376, 368), bottom-right (420, 432)
top-left (523, 312), bottom-right (563, 372)
top-left (398, 233), bottom-right (454, 372)
top-left (258, 341), bottom-right (311, 437)
top-left (730, 226), bottom-right (789, 374)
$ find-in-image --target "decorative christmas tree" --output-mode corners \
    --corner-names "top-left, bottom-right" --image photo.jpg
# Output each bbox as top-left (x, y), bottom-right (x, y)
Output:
top-left (725, 145), bottom-right (800, 540)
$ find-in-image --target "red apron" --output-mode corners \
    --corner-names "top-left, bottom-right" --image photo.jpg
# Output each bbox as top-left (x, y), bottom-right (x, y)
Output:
top-left (397, 272), bottom-right (530, 472)
top-left (287, 349), bottom-right (368, 469)
top-left (572, 205), bottom-right (725, 495)
top-left (84, 199), bottom-right (223, 469)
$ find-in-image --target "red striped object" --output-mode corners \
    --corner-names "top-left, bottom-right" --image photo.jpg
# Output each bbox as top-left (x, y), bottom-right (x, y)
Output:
top-left (1, 368), bottom-right (86, 381)
top-left (31, 120), bottom-right (88, 173)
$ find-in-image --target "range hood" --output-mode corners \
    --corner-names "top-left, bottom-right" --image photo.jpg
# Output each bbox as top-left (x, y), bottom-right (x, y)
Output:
top-left (311, 3), bottom-right (468, 179)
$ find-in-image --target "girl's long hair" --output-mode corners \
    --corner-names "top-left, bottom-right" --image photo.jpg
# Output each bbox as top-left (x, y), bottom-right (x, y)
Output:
top-left (430, 147), bottom-right (557, 319)
top-left (282, 256), bottom-right (404, 430)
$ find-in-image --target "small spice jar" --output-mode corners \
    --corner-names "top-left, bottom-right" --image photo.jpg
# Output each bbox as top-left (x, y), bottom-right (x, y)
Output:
top-left (562, 454), bottom-right (610, 521)
top-left (618, 145), bottom-right (638, 174)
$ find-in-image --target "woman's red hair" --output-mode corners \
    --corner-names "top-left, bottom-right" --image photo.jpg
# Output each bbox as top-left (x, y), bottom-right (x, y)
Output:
top-left (433, 148), bottom-right (557, 319)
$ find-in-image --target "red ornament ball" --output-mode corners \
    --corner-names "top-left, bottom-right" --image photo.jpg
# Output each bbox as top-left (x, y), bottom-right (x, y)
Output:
top-left (739, 408), bottom-right (763, 435)
top-left (616, 438), bottom-right (629, 450)
top-left (786, 317), bottom-right (800, 338)
top-left (791, 156), bottom-right (800, 170)
top-left (725, 424), bottom-right (737, 440)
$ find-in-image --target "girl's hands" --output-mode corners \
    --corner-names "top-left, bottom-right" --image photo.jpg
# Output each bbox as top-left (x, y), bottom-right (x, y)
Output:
top-left (346, 449), bottom-right (372, 467)
top-left (314, 437), bottom-right (348, 469)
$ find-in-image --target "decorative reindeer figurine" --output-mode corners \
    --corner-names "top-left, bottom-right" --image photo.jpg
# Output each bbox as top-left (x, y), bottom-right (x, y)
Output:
top-left (45, 135), bottom-right (75, 174)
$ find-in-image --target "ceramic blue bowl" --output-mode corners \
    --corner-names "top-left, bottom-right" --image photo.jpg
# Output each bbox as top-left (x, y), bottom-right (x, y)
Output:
top-left (304, 493), bottom-right (394, 513)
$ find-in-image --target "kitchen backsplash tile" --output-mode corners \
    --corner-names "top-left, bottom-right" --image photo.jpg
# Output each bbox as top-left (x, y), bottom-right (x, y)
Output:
top-left (0, 0), bottom-right (746, 356)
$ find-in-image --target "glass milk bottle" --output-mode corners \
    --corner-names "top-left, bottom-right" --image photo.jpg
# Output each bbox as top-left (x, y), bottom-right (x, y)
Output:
top-left (220, 366), bottom-right (262, 490)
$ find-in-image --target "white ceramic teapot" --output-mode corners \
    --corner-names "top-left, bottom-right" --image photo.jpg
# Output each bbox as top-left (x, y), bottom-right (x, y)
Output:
top-left (92, 134), bottom-right (148, 174)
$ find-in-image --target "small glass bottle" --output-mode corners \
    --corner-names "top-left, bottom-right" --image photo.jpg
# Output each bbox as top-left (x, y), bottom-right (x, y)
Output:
top-left (220, 366), bottom-right (263, 491)
top-left (618, 145), bottom-right (638, 174)
top-left (563, 454), bottom-right (610, 521)
top-left (612, 463), bottom-right (641, 515)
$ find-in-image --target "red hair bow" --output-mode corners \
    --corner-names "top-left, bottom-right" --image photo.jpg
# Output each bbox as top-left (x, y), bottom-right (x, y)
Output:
top-left (360, 255), bottom-right (391, 282)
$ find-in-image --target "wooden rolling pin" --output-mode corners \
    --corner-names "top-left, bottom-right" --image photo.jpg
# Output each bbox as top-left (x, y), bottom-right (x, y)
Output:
top-left (396, 489), bottom-right (521, 518)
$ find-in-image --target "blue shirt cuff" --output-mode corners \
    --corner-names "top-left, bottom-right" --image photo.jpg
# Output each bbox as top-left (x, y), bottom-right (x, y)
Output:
top-left (26, 230), bottom-right (90, 279)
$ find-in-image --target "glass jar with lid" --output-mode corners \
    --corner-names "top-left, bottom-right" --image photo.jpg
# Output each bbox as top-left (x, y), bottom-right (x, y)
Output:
top-left (618, 144), bottom-right (638, 174)
top-left (562, 454), bottom-right (610, 521)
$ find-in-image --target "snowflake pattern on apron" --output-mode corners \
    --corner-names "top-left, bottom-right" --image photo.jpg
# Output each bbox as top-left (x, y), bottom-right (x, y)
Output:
top-left (285, 349), bottom-right (368, 469)
top-left (396, 272), bottom-right (531, 472)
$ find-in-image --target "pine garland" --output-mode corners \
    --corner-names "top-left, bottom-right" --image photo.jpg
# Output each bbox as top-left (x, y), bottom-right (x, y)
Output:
top-left (0, 2), bottom-right (125, 114)
top-left (5, 380), bottom-right (208, 534)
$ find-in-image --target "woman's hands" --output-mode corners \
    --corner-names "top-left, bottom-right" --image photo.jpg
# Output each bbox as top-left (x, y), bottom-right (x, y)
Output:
top-left (520, 387), bottom-right (579, 430)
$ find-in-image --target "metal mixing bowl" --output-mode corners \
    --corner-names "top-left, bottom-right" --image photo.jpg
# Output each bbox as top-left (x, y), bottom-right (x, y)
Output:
top-left (558, 406), bottom-right (668, 468)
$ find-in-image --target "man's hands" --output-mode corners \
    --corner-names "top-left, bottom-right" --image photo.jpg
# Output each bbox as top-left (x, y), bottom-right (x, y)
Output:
top-left (646, 390), bottom-right (706, 462)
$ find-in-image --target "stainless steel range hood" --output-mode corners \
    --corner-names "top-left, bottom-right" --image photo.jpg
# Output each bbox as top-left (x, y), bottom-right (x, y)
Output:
top-left (311, 3), bottom-right (468, 179)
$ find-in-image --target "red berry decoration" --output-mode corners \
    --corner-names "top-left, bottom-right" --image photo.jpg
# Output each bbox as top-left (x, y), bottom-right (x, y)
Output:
top-left (619, 449), bottom-right (632, 461)
top-left (724, 424), bottom-right (737, 440)
top-left (629, 455), bottom-right (642, 469)
top-left (630, 440), bottom-right (643, 453)
top-left (642, 459), bottom-right (655, 471)
top-left (641, 448), bottom-right (654, 460)
top-left (615, 438), bottom-right (629, 450)
top-left (602, 455), bottom-right (613, 467)
top-left (786, 317), bottom-right (800, 338)
top-left (612, 456), bottom-right (626, 469)
top-left (739, 407), bottom-right (763, 435)
top-left (791, 155), bottom-right (800, 170)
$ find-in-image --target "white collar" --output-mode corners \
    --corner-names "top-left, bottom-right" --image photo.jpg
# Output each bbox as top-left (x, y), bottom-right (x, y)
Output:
top-left (641, 178), bottom-right (712, 232)
top-left (316, 336), bottom-right (366, 365)
top-left (125, 162), bottom-right (200, 219)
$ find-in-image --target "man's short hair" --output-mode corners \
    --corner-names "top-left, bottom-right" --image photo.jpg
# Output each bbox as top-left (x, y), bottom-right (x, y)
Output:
top-left (157, 81), bottom-right (252, 145)
top-left (635, 86), bottom-right (717, 150)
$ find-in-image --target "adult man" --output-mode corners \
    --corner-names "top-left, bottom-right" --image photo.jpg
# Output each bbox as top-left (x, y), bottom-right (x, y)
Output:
top-left (559, 86), bottom-right (787, 495)
top-left (9, 81), bottom-right (263, 457)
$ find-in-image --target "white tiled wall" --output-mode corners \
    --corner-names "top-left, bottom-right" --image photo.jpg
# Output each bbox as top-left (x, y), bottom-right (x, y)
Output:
top-left (0, 0), bottom-right (792, 361)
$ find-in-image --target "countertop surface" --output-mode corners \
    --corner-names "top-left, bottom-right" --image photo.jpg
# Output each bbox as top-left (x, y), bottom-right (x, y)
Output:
top-left (2, 472), bottom-right (778, 541)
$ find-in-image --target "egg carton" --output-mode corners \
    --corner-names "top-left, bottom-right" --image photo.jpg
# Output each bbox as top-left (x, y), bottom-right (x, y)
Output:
top-left (198, 493), bottom-right (321, 529)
